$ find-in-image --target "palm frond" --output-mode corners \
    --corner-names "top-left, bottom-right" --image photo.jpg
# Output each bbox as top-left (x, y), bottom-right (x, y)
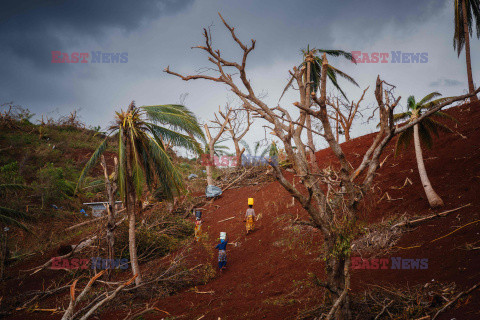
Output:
top-left (417, 92), bottom-right (442, 106)
top-left (317, 49), bottom-right (356, 63)
top-left (394, 128), bottom-right (413, 157)
top-left (327, 64), bottom-right (359, 87)
top-left (454, 0), bottom-right (466, 55)
top-left (142, 104), bottom-right (204, 140)
top-left (421, 97), bottom-right (453, 110)
top-left (407, 96), bottom-right (416, 110)
top-left (129, 132), bottom-right (146, 197)
top-left (423, 117), bottom-right (454, 137)
top-left (240, 140), bottom-right (253, 155)
top-left (278, 74), bottom-right (296, 103)
top-left (147, 129), bottom-right (184, 200)
top-left (430, 111), bottom-right (459, 123)
top-left (326, 68), bottom-right (349, 101)
top-left (75, 137), bottom-right (108, 193)
top-left (0, 184), bottom-right (31, 192)
top-left (0, 206), bottom-right (33, 232)
top-left (147, 124), bottom-right (201, 154)
top-left (418, 123), bottom-right (433, 149)
top-left (393, 111), bottom-right (412, 123)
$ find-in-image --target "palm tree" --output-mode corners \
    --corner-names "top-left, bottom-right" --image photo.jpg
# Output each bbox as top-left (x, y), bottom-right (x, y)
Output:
top-left (453, 0), bottom-right (480, 101)
top-left (77, 102), bottom-right (202, 285)
top-left (280, 48), bottom-right (358, 169)
top-left (394, 93), bottom-right (457, 208)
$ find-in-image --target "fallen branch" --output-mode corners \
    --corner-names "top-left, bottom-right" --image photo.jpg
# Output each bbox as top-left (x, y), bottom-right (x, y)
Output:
top-left (19, 285), bottom-right (70, 309)
top-left (374, 299), bottom-right (393, 320)
top-left (122, 305), bottom-right (170, 320)
top-left (65, 208), bottom-right (126, 231)
top-left (78, 274), bottom-right (138, 320)
top-left (62, 271), bottom-right (107, 320)
top-left (23, 237), bottom-right (93, 274)
top-left (391, 203), bottom-right (472, 229)
top-left (390, 177), bottom-right (413, 190)
top-left (222, 167), bottom-right (255, 191)
top-left (218, 216), bottom-right (235, 223)
top-left (432, 281), bottom-right (480, 320)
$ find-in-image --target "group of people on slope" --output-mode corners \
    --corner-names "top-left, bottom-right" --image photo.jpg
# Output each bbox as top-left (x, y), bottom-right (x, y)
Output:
top-left (194, 199), bottom-right (256, 272)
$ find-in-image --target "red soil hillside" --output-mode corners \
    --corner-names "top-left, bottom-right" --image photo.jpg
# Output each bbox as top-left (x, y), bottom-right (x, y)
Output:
top-left (5, 101), bottom-right (479, 320)
top-left (153, 101), bottom-right (480, 320)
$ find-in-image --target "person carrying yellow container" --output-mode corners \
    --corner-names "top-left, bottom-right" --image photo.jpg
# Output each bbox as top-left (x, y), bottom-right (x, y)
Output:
top-left (194, 210), bottom-right (202, 242)
top-left (245, 198), bottom-right (256, 234)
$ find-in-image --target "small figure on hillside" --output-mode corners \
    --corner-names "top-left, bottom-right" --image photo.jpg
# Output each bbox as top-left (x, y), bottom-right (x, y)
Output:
top-left (194, 217), bottom-right (202, 242)
top-left (215, 233), bottom-right (228, 271)
top-left (194, 209), bottom-right (203, 242)
top-left (245, 204), bottom-right (256, 234)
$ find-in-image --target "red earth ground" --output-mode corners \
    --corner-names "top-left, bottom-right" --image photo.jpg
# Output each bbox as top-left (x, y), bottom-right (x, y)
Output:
top-left (3, 101), bottom-right (480, 319)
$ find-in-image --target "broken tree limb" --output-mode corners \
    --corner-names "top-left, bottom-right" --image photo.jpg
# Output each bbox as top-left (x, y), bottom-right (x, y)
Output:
top-left (78, 274), bottom-right (138, 320)
top-left (222, 167), bottom-right (254, 191)
top-left (61, 271), bottom-right (106, 320)
top-left (218, 217), bottom-right (235, 223)
top-left (391, 203), bottom-right (472, 229)
top-left (432, 281), bottom-right (480, 320)
top-left (23, 237), bottom-right (93, 274)
top-left (65, 208), bottom-right (126, 231)
top-left (19, 285), bottom-right (70, 309)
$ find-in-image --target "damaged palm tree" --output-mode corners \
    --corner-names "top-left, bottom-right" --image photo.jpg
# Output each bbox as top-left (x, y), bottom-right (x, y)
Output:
top-left (393, 92), bottom-right (458, 208)
top-left (77, 102), bottom-right (202, 286)
top-left (165, 13), bottom-right (480, 319)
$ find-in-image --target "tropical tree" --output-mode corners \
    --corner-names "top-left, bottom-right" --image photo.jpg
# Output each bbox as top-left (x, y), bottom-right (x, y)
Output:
top-left (77, 102), bottom-right (202, 285)
top-left (394, 93), bottom-right (456, 208)
top-left (280, 47), bottom-right (359, 169)
top-left (454, 0), bottom-right (480, 101)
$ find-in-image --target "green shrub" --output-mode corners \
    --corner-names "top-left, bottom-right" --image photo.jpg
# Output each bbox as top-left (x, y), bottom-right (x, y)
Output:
top-left (0, 161), bottom-right (24, 184)
top-left (36, 163), bottom-right (75, 203)
top-left (114, 213), bottom-right (194, 261)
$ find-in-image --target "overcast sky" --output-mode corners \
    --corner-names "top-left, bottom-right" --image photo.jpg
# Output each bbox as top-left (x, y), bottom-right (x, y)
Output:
top-left (1, 0), bottom-right (479, 153)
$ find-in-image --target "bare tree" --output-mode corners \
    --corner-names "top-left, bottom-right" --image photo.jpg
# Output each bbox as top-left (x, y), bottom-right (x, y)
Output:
top-left (165, 14), bottom-right (480, 319)
top-left (204, 106), bottom-right (232, 185)
top-left (100, 155), bottom-right (118, 277)
top-left (213, 106), bottom-right (252, 167)
top-left (327, 86), bottom-right (369, 141)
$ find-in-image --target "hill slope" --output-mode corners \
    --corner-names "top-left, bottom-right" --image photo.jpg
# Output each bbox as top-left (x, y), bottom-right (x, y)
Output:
top-left (155, 101), bottom-right (480, 319)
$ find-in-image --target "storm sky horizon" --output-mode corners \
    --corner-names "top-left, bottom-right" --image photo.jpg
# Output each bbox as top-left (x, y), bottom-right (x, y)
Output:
top-left (1, 0), bottom-right (479, 153)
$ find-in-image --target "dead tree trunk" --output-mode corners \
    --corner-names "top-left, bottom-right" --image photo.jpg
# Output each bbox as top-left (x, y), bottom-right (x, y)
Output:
top-left (204, 106), bottom-right (232, 184)
top-left (100, 155), bottom-right (118, 276)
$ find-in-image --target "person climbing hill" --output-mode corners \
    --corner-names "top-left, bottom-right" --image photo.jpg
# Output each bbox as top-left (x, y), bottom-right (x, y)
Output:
top-left (194, 217), bottom-right (202, 242)
top-left (245, 202), bottom-right (256, 235)
top-left (215, 233), bottom-right (228, 271)
top-left (194, 209), bottom-right (202, 242)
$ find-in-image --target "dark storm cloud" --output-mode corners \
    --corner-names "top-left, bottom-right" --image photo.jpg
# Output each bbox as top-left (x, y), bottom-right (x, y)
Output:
top-left (0, 0), bottom-right (464, 134)
top-left (0, 0), bottom-right (194, 69)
